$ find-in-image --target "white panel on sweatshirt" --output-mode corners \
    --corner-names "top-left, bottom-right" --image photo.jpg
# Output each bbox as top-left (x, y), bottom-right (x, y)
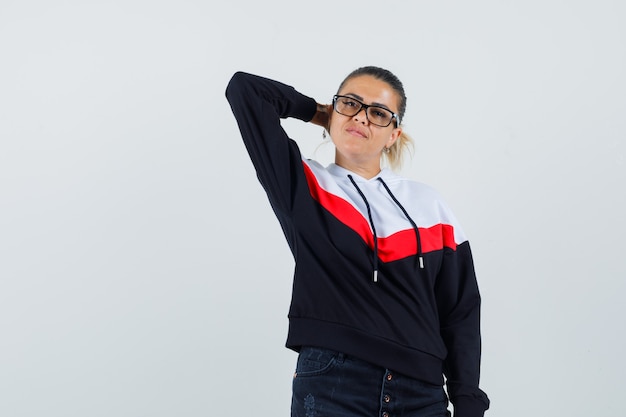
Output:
top-left (303, 159), bottom-right (469, 244)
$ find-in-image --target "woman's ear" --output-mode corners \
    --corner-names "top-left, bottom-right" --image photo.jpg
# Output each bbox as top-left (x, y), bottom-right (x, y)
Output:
top-left (386, 127), bottom-right (402, 148)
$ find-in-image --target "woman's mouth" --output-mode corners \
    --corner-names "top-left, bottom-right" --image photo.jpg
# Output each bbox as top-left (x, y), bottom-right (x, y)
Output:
top-left (346, 127), bottom-right (367, 138)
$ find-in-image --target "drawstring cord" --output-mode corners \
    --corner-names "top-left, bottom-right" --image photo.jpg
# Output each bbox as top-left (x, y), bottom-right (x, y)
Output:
top-left (348, 175), bottom-right (380, 282)
top-left (377, 178), bottom-right (424, 270)
top-left (348, 174), bottom-right (425, 283)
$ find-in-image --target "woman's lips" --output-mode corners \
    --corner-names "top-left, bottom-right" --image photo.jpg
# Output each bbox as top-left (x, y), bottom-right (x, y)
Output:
top-left (346, 127), bottom-right (367, 138)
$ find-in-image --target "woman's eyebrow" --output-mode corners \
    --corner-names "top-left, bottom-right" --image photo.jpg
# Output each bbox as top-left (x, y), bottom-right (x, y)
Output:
top-left (344, 93), bottom-right (392, 110)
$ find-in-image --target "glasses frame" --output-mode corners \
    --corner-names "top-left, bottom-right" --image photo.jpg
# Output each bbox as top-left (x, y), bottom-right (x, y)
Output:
top-left (332, 95), bottom-right (399, 128)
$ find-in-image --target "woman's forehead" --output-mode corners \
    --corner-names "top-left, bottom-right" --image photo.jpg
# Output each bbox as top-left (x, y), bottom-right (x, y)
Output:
top-left (339, 75), bottom-right (399, 108)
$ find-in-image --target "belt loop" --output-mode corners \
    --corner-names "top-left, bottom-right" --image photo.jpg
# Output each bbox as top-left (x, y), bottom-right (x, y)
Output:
top-left (336, 352), bottom-right (345, 364)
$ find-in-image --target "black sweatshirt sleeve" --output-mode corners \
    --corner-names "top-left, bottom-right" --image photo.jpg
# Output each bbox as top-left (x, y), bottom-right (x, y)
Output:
top-left (225, 71), bottom-right (317, 216)
top-left (436, 241), bottom-right (490, 417)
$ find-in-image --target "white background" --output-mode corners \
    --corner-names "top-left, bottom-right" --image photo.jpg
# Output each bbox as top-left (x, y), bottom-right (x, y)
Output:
top-left (1, 1), bottom-right (625, 416)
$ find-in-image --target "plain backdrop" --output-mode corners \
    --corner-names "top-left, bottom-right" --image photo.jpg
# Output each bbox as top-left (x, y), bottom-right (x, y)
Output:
top-left (1, 1), bottom-right (625, 416)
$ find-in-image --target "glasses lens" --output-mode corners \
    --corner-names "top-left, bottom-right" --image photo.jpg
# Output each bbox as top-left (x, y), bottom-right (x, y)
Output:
top-left (366, 107), bottom-right (393, 127)
top-left (335, 96), bottom-right (362, 116)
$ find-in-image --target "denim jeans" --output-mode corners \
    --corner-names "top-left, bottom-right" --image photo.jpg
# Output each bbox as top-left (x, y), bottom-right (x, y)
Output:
top-left (291, 346), bottom-right (450, 417)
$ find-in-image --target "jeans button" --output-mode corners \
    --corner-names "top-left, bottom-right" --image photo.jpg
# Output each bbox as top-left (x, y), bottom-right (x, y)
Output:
top-left (386, 373), bottom-right (393, 381)
top-left (382, 413), bottom-right (389, 417)
top-left (384, 394), bottom-right (391, 403)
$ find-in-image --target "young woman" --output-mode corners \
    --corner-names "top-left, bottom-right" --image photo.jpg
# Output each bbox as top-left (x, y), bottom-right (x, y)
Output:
top-left (225, 67), bottom-right (490, 417)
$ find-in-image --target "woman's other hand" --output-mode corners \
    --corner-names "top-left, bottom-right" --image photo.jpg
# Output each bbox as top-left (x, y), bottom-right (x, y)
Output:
top-left (310, 103), bottom-right (332, 130)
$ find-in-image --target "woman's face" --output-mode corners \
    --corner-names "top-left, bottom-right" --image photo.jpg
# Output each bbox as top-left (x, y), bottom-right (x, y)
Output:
top-left (329, 75), bottom-right (402, 176)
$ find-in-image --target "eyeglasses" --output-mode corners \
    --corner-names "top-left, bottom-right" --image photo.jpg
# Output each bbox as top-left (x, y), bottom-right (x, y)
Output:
top-left (332, 95), bottom-right (399, 127)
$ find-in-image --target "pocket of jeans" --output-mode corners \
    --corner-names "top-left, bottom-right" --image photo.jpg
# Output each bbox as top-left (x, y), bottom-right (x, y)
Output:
top-left (294, 347), bottom-right (341, 377)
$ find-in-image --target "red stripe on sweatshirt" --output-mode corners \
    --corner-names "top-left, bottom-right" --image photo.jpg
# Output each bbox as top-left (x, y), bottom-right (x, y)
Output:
top-left (303, 163), bottom-right (457, 262)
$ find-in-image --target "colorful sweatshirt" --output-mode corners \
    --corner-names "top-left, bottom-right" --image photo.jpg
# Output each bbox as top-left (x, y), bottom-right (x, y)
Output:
top-left (225, 71), bottom-right (489, 417)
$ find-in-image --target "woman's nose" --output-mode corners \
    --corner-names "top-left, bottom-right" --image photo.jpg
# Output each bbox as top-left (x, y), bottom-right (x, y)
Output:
top-left (353, 107), bottom-right (369, 124)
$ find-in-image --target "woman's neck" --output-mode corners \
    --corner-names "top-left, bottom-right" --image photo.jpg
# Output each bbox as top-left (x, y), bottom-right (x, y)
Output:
top-left (334, 154), bottom-right (381, 180)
